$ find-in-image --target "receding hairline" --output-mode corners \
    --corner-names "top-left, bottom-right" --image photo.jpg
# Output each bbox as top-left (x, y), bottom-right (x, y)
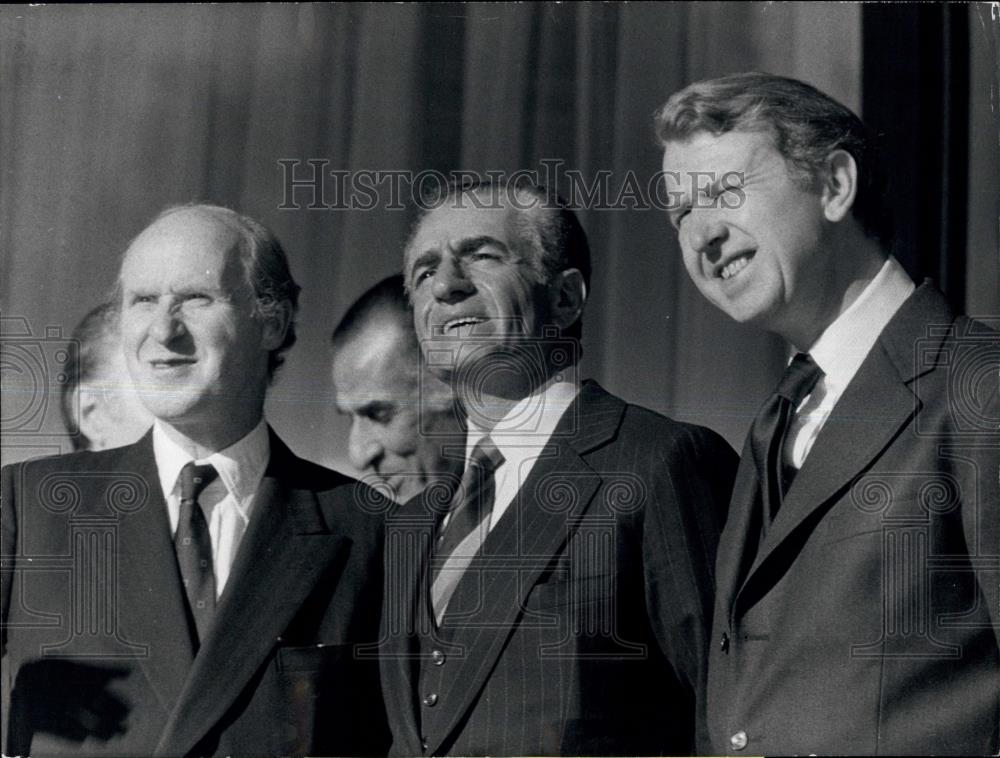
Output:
top-left (118, 207), bottom-right (252, 299)
top-left (403, 190), bottom-right (548, 274)
top-left (334, 307), bottom-right (414, 353)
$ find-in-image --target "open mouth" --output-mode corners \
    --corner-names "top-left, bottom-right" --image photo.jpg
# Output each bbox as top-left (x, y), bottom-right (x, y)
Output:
top-left (717, 251), bottom-right (756, 281)
top-left (443, 316), bottom-right (488, 333)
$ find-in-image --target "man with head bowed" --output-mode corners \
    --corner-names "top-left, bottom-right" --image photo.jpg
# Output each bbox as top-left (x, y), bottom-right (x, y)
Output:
top-left (331, 274), bottom-right (465, 504)
top-left (378, 180), bottom-right (737, 756)
top-left (657, 72), bottom-right (999, 755)
top-left (1, 204), bottom-right (389, 756)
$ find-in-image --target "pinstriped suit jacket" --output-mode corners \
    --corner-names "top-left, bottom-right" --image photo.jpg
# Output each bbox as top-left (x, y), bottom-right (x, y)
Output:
top-left (379, 380), bottom-right (738, 756)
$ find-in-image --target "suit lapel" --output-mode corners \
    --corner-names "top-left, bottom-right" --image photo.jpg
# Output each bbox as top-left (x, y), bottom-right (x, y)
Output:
top-left (113, 433), bottom-right (196, 714)
top-left (424, 382), bottom-right (621, 753)
top-left (736, 283), bottom-right (953, 610)
top-left (716, 433), bottom-right (766, 625)
top-left (155, 435), bottom-right (349, 757)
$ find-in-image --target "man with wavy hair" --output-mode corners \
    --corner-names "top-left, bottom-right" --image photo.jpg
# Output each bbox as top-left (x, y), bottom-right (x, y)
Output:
top-left (657, 72), bottom-right (999, 755)
top-left (2, 204), bottom-right (389, 756)
top-left (379, 180), bottom-right (737, 756)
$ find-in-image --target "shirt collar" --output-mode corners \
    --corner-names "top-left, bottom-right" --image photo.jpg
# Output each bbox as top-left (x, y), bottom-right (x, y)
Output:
top-left (465, 374), bottom-right (581, 469)
top-left (806, 256), bottom-right (915, 391)
top-left (153, 418), bottom-right (271, 516)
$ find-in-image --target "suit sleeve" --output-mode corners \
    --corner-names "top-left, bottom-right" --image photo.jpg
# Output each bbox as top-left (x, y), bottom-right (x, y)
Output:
top-left (642, 424), bottom-right (737, 752)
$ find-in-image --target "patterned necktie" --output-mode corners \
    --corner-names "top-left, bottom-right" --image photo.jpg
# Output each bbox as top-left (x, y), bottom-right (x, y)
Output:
top-left (176, 462), bottom-right (219, 646)
top-left (749, 353), bottom-right (823, 524)
top-left (430, 436), bottom-right (504, 623)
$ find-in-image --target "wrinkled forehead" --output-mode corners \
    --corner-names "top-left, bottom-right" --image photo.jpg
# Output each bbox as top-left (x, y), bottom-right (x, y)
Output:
top-left (661, 129), bottom-right (781, 194)
top-left (404, 198), bottom-right (525, 269)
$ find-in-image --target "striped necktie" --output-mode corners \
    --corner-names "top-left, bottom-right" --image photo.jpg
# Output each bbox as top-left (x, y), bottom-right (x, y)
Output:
top-left (430, 436), bottom-right (504, 624)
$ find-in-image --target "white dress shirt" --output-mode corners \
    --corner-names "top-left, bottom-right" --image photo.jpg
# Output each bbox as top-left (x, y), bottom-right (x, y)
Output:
top-left (153, 418), bottom-right (270, 597)
top-left (464, 374), bottom-right (581, 534)
top-left (785, 256), bottom-right (915, 470)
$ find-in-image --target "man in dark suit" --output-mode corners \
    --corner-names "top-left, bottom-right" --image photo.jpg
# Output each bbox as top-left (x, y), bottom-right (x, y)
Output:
top-left (657, 72), bottom-right (999, 755)
top-left (1, 204), bottom-right (389, 756)
top-left (378, 180), bottom-right (737, 756)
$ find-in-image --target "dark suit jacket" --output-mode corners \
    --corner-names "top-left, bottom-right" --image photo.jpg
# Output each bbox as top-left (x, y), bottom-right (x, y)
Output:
top-left (378, 380), bottom-right (737, 756)
top-left (706, 282), bottom-right (1000, 755)
top-left (1, 428), bottom-right (390, 757)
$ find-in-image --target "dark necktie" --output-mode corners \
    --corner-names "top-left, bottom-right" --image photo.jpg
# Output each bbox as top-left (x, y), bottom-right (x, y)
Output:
top-left (430, 436), bottom-right (504, 623)
top-left (749, 353), bottom-right (823, 524)
top-left (176, 462), bottom-right (219, 645)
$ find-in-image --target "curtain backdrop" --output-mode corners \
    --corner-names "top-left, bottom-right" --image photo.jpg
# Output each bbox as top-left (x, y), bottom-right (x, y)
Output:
top-left (1, 2), bottom-right (971, 473)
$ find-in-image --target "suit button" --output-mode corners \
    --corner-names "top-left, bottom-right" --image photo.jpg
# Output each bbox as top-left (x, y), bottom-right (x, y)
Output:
top-left (730, 730), bottom-right (748, 751)
top-left (422, 693), bottom-right (438, 707)
top-left (421, 737), bottom-right (429, 751)
top-left (720, 632), bottom-right (730, 653)
top-left (431, 649), bottom-right (446, 666)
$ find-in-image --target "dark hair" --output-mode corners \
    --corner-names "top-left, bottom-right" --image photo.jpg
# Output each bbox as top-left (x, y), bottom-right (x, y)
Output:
top-left (61, 302), bottom-right (120, 450)
top-left (119, 204), bottom-right (301, 380)
top-left (405, 178), bottom-right (592, 340)
top-left (655, 72), bottom-right (892, 246)
top-left (331, 274), bottom-right (414, 351)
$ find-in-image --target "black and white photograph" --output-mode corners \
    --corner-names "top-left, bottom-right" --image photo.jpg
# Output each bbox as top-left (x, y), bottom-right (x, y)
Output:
top-left (1, 3), bottom-right (998, 756)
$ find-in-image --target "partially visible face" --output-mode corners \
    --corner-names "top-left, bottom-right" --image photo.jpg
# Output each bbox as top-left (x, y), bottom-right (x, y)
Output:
top-left (79, 338), bottom-right (155, 450)
top-left (333, 322), bottom-right (459, 502)
top-left (119, 210), bottom-right (273, 437)
top-left (661, 129), bottom-right (833, 337)
top-left (404, 202), bottom-right (552, 385)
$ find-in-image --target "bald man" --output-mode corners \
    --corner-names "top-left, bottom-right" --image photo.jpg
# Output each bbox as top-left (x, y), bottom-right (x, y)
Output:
top-left (2, 204), bottom-right (389, 756)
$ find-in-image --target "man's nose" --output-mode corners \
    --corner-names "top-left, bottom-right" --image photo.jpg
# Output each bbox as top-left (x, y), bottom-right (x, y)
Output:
top-left (431, 256), bottom-right (475, 303)
top-left (348, 419), bottom-right (383, 473)
top-left (688, 214), bottom-right (729, 261)
top-left (148, 303), bottom-right (185, 344)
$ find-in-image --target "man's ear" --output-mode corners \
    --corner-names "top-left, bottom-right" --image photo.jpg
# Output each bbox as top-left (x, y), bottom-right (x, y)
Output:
top-left (260, 300), bottom-right (292, 351)
top-left (821, 149), bottom-right (858, 224)
top-left (547, 268), bottom-right (587, 331)
top-left (77, 387), bottom-right (103, 450)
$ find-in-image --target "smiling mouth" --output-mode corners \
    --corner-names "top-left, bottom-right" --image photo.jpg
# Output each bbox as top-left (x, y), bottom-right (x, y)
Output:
top-left (149, 358), bottom-right (195, 369)
top-left (443, 316), bottom-right (488, 333)
top-left (717, 251), bottom-right (756, 281)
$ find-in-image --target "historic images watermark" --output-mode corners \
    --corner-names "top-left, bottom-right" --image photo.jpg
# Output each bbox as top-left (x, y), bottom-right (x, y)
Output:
top-left (277, 158), bottom-right (746, 214)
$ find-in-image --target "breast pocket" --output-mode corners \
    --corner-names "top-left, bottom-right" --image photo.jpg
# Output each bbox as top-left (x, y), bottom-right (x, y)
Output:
top-left (523, 573), bottom-right (614, 611)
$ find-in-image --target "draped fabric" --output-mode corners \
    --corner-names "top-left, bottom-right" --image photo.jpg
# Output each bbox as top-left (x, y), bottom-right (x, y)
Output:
top-left (1, 3), bottom-right (882, 469)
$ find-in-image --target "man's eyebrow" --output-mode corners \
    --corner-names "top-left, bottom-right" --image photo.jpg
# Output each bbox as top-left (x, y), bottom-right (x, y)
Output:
top-left (408, 235), bottom-right (510, 274)
top-left (408, 249), bottom-right (440, 274)
top-left (454, 235), bottom-right (509, 255)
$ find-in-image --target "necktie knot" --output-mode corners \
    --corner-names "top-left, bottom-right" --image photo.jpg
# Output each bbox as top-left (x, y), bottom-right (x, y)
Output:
top-left (468, 436), bottom-right (504, 475)
top-left (180, 462), bottom-right (218, 504)
top-left (749, 353), bottom-right (824, 527)
top-left (776, 353), bottom-right (823, 406)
